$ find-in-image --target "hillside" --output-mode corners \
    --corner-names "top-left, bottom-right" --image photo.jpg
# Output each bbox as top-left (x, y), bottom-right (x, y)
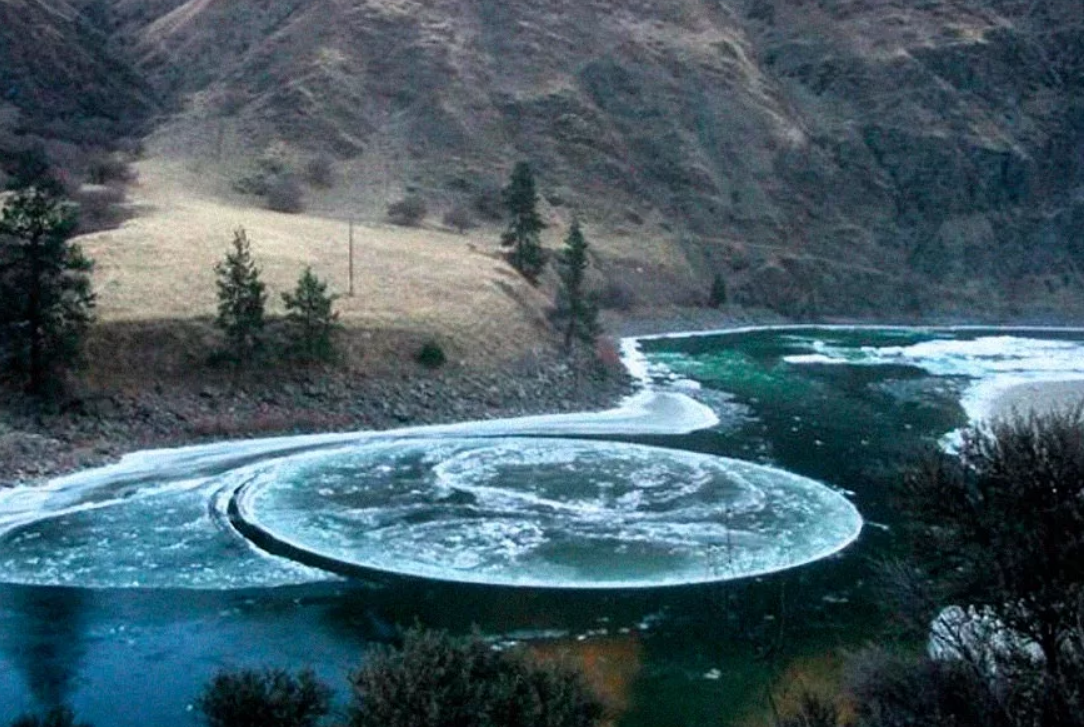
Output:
top-left (0, 0), bottom-right (153, 143)
top-left (79, 157), bottom-right (556, 369)
top-left (3, 0), bottom-right (1083, 320)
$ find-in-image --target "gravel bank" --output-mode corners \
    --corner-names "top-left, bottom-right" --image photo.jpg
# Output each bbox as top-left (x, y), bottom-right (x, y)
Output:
top-left (0, 350), bottom-right (633, 486)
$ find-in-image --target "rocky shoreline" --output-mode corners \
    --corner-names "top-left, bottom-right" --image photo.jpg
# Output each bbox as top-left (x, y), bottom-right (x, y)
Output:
top-left (0, 348), bottom-right (634, 487)
top-left (1, 305), bottom-right (776, 489)
top-left (9, 310), bottom-right (1075, 489)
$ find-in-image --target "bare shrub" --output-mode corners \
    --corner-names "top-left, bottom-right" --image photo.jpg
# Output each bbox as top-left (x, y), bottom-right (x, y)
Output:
top-left (195, 668), bottom-right (332, 727)
top-left (347, 627), bottom-right (606, 727)
top-left (472, 182), bottom-right (504, 221)
top-left (386, 195), bottom-right (427, 226)
top-left (442, 204), bottom-right (473, 233)
top-left (777, 691), bottom-right (841, 727)
top-left (265, 175), bottom-right (305, 214)
top-left (305, 155), bottom-right (335, 189)
top-left (73, 183), bottom-right (128, 233)
top-left (896, 407), bottom-right (1084, 668)
top-left (9, 706), bottom-right (91, 727)
top-left (593, 336), bottom-right (624, 377)
top-left (844, 648), bottom-right (997, 727)
top-left (84, 150), bottom-right (135, 185)
top-left (596, 279), bottom-right (638, 311)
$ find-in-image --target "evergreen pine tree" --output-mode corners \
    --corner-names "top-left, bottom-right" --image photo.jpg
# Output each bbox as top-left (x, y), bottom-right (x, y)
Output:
top-left (709, 273), bottom-right (727, 307)
top-left (500, 162), bottom-right (547, 281)
top-left (556, 218), bottom-right (600, 351)
top-left (214, 228), bottom-right (267, 363)
top-left (0, 186), bottom-right (95, 395)
top-left (282, 266), bottom-right (340, 362)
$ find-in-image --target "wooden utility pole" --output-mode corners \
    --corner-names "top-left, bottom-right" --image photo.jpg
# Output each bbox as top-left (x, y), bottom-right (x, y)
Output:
top-left (348, 217), bottom-right (355, 297)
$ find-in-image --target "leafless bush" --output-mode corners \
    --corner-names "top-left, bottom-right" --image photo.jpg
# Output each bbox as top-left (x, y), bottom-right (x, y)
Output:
top-left (85, 151), bottom-right (135, 186)
top-left (305, 155), bottom-right (335, 189)
top-left (897, 407), bottom-right (1084, 667)
top-left (265, 175), bottom-right (305, 214)
top-left (195, 668), bottom-right (331, 727)
top-left (442, 204), bottom-right (473, 233)
top-left (386, 195), bottom-right (427, 226)
top-left (843, 648), bottom-right (997, 727)
top-left (472, 183), bottom-right (504, 221)
top-left (347, 628), bottom-right (606, 727)
top-left (596, 279), bottom-right (638, 311)
top-left (776, 691), bottom-right (840, 727)
top-left (73, 184), bottom-right (128, 233)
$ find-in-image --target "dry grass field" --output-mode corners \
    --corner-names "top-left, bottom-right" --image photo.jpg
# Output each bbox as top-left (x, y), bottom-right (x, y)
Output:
top-left (78, 158), bottom-right (563, 371)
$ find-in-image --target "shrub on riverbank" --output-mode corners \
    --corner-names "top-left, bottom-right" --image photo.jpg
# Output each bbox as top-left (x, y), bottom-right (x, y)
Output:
top-left (779, 408), bottom-right (1084, 727)
top-left (183, 630), bottom-right (605, 727)
top-left (8, 707), bottom-right (90, 727)
top-left (195, 668), bottom-right (332, 727)
top-left (346, 628), bottom-right (606, 727)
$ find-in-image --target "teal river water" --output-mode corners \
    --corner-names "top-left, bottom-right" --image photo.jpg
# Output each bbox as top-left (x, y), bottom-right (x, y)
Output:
top-left (1, 326), bottom-right (1083, 725)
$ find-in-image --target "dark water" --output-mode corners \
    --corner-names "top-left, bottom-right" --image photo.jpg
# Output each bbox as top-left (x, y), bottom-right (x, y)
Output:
top-left (3, 326), bottom-right (1082, 726)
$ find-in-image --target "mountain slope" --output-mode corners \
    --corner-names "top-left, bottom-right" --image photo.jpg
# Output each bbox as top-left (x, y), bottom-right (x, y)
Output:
top-left (10, 0), bottom-right (1084, 317)
top-left (0, 0), bottom-right (153, 142)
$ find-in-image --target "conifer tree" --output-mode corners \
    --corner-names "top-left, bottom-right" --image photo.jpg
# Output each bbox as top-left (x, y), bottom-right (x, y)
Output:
top-left (709, 273), bottom-right (727, 307)
top-left (0, 186), bottom-right (95, 395)
top-left (556, 218), bottom-right (600, 351)
top-left (282, 266), bottom-right (340, 362)
top-left (214, 228), bottom-right (266, 363)
top-left (500, 162), bottom-right (546, 281)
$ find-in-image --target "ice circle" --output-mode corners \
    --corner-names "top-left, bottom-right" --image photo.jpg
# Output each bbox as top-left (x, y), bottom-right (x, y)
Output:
top-left (232, 437), bottom-right (863, 588)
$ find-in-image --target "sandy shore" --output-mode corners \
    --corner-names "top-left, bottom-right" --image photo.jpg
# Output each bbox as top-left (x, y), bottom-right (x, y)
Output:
top-left (987, 379), bottom-right (1084, 421)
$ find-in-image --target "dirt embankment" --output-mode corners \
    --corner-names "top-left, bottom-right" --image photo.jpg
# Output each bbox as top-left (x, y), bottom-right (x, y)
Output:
top-left (0, 328), bottom-right (633, 486)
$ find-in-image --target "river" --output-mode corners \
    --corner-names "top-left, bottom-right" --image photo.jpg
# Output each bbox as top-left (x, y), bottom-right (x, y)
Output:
top-left (2, 326), bottom-right (1083, 726)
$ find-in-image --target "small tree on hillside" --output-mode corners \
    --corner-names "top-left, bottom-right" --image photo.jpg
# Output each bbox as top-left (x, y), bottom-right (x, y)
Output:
top-left (708, 273), bottom-right (727, 307)
top-left (442, 204), bottom-right (473, 234)
top-left (500, 161), bottom-right (546, 282)
top-left (0, 186), bottom-right (95, 395)
top-left (264, 174), bottom-right (304, 214)
top-left (556, 218), bottom-right (600, 351)
top-left (386, 195), bottom-right (427, 227)
top-left (282, 266), bottom-right (340, 362)
top-left (214, 228), bottom-right (266, 363)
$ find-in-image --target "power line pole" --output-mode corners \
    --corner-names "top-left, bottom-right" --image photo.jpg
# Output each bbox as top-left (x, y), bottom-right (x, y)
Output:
top-left (348, 217), bottom-right (355, 297)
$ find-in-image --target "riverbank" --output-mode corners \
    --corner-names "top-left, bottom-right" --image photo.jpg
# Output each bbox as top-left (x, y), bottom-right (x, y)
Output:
top-left (0, 303), bottom-right (789, 488)
top-left (0, 344), bottom-right (634, 487)
top-left (8, 314), bottom-right (1081, 488)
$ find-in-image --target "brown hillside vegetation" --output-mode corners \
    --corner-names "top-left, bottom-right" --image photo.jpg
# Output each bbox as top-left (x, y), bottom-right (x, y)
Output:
top-left (98, 0), bottom-right (1083, 318)
top-left (0, 0), bottom-right (153, 141)
top-left (2, 0), bottom-right (1083, 321)
top-left (79, 158), bottom-right (557, 369)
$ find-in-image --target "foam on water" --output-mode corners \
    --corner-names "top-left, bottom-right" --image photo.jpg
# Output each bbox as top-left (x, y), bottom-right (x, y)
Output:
top-left (779, 332), bottom-right (1084, 424)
